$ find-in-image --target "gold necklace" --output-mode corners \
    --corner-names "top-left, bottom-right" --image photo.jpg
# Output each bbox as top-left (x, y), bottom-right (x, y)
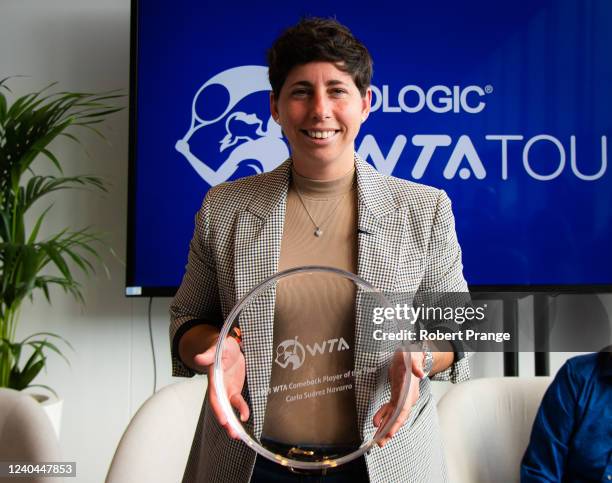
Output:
top-left (294, 185), bottom-right (351, 237)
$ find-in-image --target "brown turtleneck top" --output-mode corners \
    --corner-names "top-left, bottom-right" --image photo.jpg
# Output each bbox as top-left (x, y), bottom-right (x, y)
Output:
top-left (261, 166), bottom-right (360, 446)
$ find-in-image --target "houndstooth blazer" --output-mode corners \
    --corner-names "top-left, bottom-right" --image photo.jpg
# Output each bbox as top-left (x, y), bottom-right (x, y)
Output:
top-left (169, 155), bottom-right (470, 483)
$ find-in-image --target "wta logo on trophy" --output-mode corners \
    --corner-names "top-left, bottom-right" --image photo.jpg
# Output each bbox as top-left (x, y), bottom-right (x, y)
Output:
top-left (275, 336), bottom-right (350, 371)
top-left (175, 65), bottom-right (289, 186)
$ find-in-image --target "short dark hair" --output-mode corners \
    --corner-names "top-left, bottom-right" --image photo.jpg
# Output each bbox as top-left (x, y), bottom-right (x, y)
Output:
top-left (267, 17), bottom-right (373, 98)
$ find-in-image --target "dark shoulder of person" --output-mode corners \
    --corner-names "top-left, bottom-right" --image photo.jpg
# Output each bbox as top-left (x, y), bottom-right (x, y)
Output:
top-left (561, 349), bottom-right (611, 388)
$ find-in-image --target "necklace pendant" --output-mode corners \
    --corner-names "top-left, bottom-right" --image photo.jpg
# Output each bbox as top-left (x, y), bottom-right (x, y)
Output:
top-left (314, 227), bottom-right (323, 237)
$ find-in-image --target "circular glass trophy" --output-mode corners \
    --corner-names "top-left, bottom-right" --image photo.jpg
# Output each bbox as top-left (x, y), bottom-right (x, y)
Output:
top-left (213, 266), bottom-right (413, 471)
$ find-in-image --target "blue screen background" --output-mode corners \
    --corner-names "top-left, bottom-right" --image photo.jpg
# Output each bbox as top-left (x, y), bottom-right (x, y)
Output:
top-left (130, 0), bottom-right (612, 290)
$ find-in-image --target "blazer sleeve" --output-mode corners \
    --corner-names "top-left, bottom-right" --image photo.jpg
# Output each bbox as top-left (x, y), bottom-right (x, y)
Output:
top-left (418, 190), bottom-right (470, 384)
top-left (169, 189), bottom-right (223, 377)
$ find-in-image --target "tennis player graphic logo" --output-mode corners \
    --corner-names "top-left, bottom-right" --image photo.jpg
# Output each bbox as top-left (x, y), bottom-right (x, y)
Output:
top-left (275, 337), bottom-right (306, 371)
top-left (175, 65), bottom-right (289, 186)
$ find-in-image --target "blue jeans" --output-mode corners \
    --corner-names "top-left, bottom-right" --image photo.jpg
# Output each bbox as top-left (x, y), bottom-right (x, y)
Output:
top-left (250, 455), bottom-right (370, 483)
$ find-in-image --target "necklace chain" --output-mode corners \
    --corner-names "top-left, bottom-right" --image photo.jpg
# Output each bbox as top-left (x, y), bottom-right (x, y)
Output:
top-left (294, 185), bottom-right (352, 237)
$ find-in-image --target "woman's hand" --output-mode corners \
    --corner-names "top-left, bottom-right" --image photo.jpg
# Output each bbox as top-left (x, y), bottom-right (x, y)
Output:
top-left (373, 350), bottom-right (425, 447)
top-left (195, 337), bottom-right (249, 439)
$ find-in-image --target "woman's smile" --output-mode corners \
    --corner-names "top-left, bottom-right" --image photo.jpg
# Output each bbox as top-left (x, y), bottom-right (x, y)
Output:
top-left (301, 129), bottom-right (341, 141)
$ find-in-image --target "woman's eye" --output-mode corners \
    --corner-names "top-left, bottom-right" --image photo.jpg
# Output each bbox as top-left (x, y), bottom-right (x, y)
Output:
top-left (291, 89), bottom-right (309, 97)
top-left (330, 88), bottom-right (347, 96)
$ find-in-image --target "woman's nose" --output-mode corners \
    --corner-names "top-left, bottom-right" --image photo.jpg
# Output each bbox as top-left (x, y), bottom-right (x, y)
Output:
top-left (311, 91), bottom-right (331, 121)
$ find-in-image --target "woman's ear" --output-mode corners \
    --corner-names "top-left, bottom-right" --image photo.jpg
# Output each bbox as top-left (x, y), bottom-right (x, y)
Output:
top-left (361, 87), bottom-right (372, 123)
top-left (270, 91), bottom-right (280, 123)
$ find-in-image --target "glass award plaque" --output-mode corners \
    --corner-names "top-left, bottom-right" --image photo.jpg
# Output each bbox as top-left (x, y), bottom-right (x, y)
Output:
top-left (213, 266), bottom-right (413, 471)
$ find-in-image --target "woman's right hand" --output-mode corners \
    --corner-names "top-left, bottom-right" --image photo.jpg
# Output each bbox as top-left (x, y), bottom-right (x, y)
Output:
top-left (194, 336), bottom-right (249, 439)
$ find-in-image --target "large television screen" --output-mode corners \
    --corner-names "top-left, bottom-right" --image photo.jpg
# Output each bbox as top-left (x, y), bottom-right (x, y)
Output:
top-left (127, 0), bottom-right (612, 296)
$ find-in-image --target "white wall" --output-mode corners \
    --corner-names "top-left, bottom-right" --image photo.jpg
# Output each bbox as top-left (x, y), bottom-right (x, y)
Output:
top-left (1, 2), bottom-right (179, 481)
top-left (1, 2), bottom-right (610, 482)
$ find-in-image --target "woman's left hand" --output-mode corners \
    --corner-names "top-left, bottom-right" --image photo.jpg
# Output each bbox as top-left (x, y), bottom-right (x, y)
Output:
top-left (372, 349), bottom-right (425, 447)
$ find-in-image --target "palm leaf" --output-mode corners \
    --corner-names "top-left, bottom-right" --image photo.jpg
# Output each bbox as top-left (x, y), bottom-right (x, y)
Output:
top-left (22, 331), bottom-right (73, 347)
top-left (27, 339), bottom-right (71, 366)
top-left (26, 206), bottom-right (52, 244)
top-left (13, 359), bottom-right (45, 389)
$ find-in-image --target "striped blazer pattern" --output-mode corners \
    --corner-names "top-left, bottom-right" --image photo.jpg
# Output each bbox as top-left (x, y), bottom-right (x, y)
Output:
top-left (170, 156), bottom-right (470, 483)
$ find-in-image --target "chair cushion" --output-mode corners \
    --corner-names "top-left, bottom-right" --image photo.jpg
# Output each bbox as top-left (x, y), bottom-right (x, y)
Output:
top-left (437, 377), bottom-right (551, 483)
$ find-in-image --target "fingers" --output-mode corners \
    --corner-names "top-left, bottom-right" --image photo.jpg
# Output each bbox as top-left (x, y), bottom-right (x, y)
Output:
top-left (373, 403), bottom-right (391, 428)
top-left (374, 384), bottom-right (419, 447)
top-left (194, 337), bottom-right (248, 441)
top-left (208, 375), bottom-right (244, 440)
top-left (195, 338), bottom-right (240, 373)
top-left (214, 392), bottom-right (249, 440)
top-left (205, 357), bottom-right (249, 441)
top-left (385, 404), bottom-right (411, 438)
top-left (207, 373), bottom-right (228, 428)
top-left (373, 403), bottom-right (400, 448)
top-left (194, 344), bottom-right (216, 368)
top-left (376, 405), bottom-right (409, 448)
top-left (230, 393), bottom-right (250, 423)
top-left (412, 351), bottom-right (425, 380)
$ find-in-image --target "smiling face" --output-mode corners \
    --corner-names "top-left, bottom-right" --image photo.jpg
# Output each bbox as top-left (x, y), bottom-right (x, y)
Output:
top-left (270, 61), bottom-right (371, 180)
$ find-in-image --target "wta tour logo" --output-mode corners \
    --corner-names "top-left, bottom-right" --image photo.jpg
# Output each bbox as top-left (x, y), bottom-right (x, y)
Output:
top-left (175, 65), bottom-right (289, 186)
top-left (176, 65), bottom-right (607, 183)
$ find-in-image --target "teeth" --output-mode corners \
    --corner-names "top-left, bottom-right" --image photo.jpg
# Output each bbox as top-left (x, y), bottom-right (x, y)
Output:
top-left (307, 130), bottom-right (336, 139)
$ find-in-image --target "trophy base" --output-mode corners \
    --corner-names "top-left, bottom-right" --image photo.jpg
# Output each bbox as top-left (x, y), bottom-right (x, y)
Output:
top-left (257, 440), bottom-right (367, 476)
top-left (261, 438), bottom-right (363, 474)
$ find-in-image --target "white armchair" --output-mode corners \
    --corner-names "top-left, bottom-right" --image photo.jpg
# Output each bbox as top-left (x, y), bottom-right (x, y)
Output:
top-left (105, 377), bottom-right (206, 483)
top-left (437, 377), bottom-right (552, 483)
top-left (0, 388), bottom-right (62, 483)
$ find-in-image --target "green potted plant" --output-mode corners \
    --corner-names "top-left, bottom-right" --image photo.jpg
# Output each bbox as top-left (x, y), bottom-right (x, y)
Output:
top-left (0, 77), bottom-right (121, 433)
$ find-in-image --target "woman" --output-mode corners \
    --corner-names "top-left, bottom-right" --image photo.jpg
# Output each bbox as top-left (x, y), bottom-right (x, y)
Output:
top-left (170, 17), bottom-right (469, 483)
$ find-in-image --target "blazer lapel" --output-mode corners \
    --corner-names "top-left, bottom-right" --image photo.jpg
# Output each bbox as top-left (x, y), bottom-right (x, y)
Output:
top-left (354, 156), bottom-right (405, 439)
top-left (234, 160), bottom-right (291, 440)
